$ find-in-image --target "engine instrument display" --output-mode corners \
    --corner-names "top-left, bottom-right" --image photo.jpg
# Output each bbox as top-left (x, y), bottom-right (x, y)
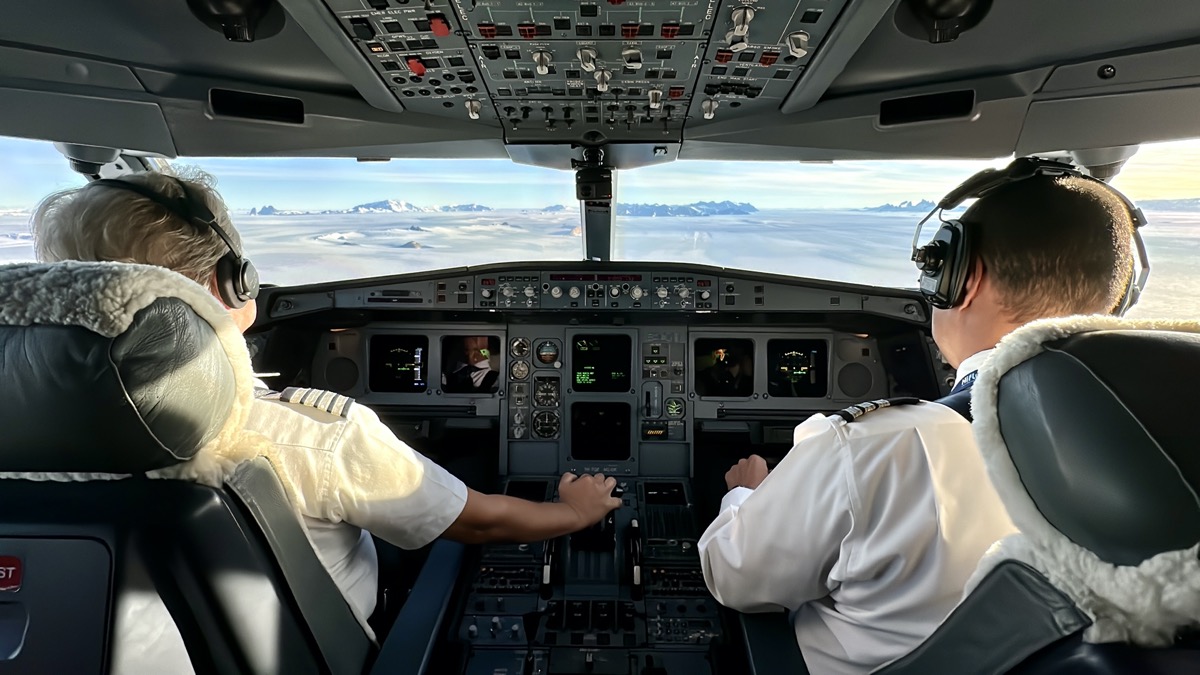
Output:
top-left (369, 335), bottom-right (429, 393)
top-left (441, 335), bottom-right (502, 394)
top-left (767, 339), bottom-right (829, 398)
top-left (571, 402), bottom-right (632, 461)
top-left (694, 339), bottom-right (754, 397)
top-left (571, 335), bottom-right (632, 392)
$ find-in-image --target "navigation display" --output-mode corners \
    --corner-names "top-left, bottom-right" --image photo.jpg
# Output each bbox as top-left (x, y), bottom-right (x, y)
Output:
top-left (571, 335), bottom-right (632, 392)
top-left (767, 339), bottom-right (828, 398)
top-left (441, 335), bottom-right (501, 394)
top-left (369, 335), bottom-right (429, 393)
top-left (694, 338), bottom-right (754, 397)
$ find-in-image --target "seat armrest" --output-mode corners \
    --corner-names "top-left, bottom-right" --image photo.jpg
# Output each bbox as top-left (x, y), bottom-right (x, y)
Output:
top-left (737, 612), bottom-right (810, 675)
top-left (369, 539), bottom-right (465, 675)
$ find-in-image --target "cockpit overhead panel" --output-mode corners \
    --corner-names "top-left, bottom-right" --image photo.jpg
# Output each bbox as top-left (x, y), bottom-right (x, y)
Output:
top-left (321, 0), bottom-right (853, 143)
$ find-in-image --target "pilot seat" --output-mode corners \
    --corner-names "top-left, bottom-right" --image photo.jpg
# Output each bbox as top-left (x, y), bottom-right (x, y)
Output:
top-left (0, 261), bottom-right (377, 674)
top-left (879, 316), bottom-right (1200, 674)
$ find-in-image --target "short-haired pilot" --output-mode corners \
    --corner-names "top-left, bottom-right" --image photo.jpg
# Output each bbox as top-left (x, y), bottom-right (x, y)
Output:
top-left (698, 169), bottom-right (1137, 673)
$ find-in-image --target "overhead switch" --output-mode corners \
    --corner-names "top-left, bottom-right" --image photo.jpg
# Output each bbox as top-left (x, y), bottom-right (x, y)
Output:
top-left (787, 31), bottom-right (810, 58)
top-left (731, 7), bottom-right (755, 37)
top-left (406, 57), bottom-right (427, 76)
top-left (621, 46), bottom-right (643, 70)
top-left (594, 68), bottom-right (612, 92)
top-left (533, 50), bottom-right (553, 75)
top-left (648, 89), bottom-right (663, 110)
top-left (465, 100), bottom-right (481, 119)
top-left (577, 47), bottom-right (598, 72)
top-left (429, 14), bottom-right (451, 37)
top-left (702, 98), bottom-right (718, 120)
top-left (350, 18), bottom-right (376, 40)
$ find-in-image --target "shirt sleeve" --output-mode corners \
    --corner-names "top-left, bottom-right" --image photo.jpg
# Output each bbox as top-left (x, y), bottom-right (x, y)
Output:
top-left (698, 414), bottom-right (855, 613)
top-left (323, 404), bottom-right (469, 550)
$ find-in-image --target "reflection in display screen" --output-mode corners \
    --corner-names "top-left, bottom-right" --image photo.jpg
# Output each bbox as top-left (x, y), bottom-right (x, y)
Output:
top-left (694, 338), bottom-right (754, 397)
top-left (571, 402), bottom-right (632, 461)
top-left (767, 339), bottom-right (828, 397)
top-left (369, 335), bottom-right (429, 393)
top-left (441, 335), bottom-right (501, 394)
top-left (572, 335), bottom-right (632, 392)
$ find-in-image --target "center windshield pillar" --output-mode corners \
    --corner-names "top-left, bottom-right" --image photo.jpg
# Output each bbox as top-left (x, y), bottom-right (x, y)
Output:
top-left (574, 147), bottom-right (615, 262)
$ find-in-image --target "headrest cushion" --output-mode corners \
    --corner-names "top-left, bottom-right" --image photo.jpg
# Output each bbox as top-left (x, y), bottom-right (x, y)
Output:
top-left (0, 262), bottom-right (250, 474)
top-left (974, 316), bottom-right (1200, 567)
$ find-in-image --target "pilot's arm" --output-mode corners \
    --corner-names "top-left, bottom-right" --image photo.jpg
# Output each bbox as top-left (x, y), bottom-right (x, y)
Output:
top-left (698, 413), bottom-right (853, 613)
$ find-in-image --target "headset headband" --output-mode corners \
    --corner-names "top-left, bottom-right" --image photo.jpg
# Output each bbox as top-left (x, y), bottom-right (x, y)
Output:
top-left (912, 156), bottom-right (1150, 314)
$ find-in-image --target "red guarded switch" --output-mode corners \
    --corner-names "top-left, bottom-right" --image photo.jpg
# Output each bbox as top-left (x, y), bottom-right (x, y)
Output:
top-left (478, 22), bottom-right (497, 38)
top-left (406, 57), bottom-right (427, 76)
top-left (429, 15), bottom-right (451, 37)
top-left (668, 86), bottom-right (685, 99)
top-left (621, 22), bottom-right (640, 38)
top-left (760, 51), bottom-right (779, 66)
top-left (661, 23), bottom-right (680, 39)
top-left (715, 49), bottom-right (733, 64)
top-left (518, 23), bottom-right (537, 39)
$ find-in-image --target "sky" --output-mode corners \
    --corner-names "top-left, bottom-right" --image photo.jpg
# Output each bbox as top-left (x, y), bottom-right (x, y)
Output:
top-left (5, 133), bottom-right (1200, 211)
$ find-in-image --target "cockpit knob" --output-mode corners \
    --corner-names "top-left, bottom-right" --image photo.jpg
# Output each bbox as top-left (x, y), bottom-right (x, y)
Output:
top-left (787, 31), bottom-right (810, 58)
top-left (699, 289), bottom-right (711, 300)
top-left (481, 288), bottom-right (494, 299)
top-left (677, 287), bottom-right (690, 299)
top-left (465, 99), bottom-right (481, 120)
top-left (533, 50), bottom-right (553, 76)
top-left (648, 89), bottom-right (663, 110)
top-left (630, 286), bottom-right (644, 300)
top-left (468, 624), bottom-right (478, 638)
top-left (568, 286), bottom-right (582, 298)
top-left (702, 98), bottom-right (718, 120)
top-left (621, 46), bottom-right (643, 70)
top-left (594, 68), bottom-right (612, 92)
top-left (609, 285), bottom-right (621, 297)
top-left (656, 286), bottom-right (669, 299)
top-left (577, 47), bottom-right (598, 73)
top-left (502, 285), bottom-right (516, 298)
top-left (524, 285), bottom-right (537, 298)
top-left (550, 286), bottom-right (563, 298)
top-left (731, 7), bottom-right (755, 37)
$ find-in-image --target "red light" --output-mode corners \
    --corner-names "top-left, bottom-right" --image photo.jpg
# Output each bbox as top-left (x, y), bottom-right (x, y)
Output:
top-left (661, 24), bottom-right (680, 39)
top-left (430, 16), bottom-right (451, 37)
top-left (478, 23), bottom-right (497, 38)
top-left (621, 22), bottom-right (640, 38)
top-left (715, 49), bottom-right (733, 64)
top-left (668, 86), bottom-right (685, 99)
top-left (760, 52), bottom-right (779, 66)
top-left (607, 0), bottom-right (625, 5)
top-left (406, 57), bottom-right (427, 76)
top-left (518, 23), bottom-right (537, 39)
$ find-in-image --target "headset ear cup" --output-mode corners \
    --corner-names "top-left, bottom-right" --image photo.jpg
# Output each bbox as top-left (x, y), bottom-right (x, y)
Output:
top-left (945, 220), bottom-right (972, 308)
top-left (215, 251), bottom-right (245, 309)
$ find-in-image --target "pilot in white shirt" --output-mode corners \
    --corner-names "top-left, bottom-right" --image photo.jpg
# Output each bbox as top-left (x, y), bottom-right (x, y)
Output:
top-left (698, 352), bottom-right (1015, 674)
top-left (246, 380), bottom-right (469, 634)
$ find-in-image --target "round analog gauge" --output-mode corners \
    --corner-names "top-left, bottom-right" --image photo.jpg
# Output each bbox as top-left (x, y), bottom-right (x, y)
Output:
top-left (665, 398), bottom-right (685, 417)
top-left (535, 340), bottom-right (559, 365)
top-left (534, 378), bottom-right (559, 407)
top-left (510, 337), bottom-right (530, 358)
top-left (509, 360), bottom-right (530, 380)
top-left (533, 410), bottom-right (560, 438)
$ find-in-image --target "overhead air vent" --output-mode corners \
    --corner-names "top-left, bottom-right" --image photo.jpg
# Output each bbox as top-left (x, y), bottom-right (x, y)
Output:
top-left (878, 90), bottom-right (975, 126)
top-left (209, 89), bottom-right (305, 125)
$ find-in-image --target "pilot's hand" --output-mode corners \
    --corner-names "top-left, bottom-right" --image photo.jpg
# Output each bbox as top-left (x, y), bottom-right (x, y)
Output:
top-left (559, 472), bottom-right (621, 528)
top-left (725, 455), bottom-right (769, 491)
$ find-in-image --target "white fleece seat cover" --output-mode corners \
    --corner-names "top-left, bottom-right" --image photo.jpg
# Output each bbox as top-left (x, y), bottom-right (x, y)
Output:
top-left (0, 260), bottom-right (271, 486)
top-left (968, 315), bottom-right (1200, 646)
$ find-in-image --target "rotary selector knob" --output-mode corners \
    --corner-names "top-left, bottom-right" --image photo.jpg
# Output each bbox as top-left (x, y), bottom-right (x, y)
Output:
top-left (699, 290), bottom-right (711, 300)
top-left (609, 286), bottom-right (621, 297)
top-left (577, 47), bottom-right (598, 73)
top-left (481, 288), bottom-right (493, 299)
top-left (550, 286), bottom-right (563, 298)
top-left (501, 285), bottom-right (515, 298)
top-left (630, 286), bottom-right (645, 300)
top-left (569, 286), bottom-right (582, 298)
top-left (594, 69), bottom-right (612, 93)
top-left (533, 50), bottom-right (552, 76)
top-left (513, 412), bottom-right (525, 425)
top-left (524, 285), bottom-right (537, 298)
top-left (656, 286), bottom-right (669, 299)
top-left (677, 287), bottom-right (690, 298)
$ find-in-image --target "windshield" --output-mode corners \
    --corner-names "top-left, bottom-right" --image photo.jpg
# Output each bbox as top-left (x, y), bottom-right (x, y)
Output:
top-left (1, 135), bottom-right (1198, 319)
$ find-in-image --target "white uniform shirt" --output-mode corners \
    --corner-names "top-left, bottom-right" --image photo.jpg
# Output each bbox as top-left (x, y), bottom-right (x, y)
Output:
top-left (245, 382), bottom-right (469, 631)
top-left (698, 384), bottom-right (1014, 673)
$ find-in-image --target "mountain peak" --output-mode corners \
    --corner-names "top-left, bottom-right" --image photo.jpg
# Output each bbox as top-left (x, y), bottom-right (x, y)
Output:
top-left (862, 199), bottom-right (937, 212)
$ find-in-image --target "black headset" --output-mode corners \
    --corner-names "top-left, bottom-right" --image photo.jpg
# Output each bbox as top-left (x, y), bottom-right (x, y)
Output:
top-left (911, 156), bottom-right (1150, 315)
top-left (89, 177), bottom-right (260, 308)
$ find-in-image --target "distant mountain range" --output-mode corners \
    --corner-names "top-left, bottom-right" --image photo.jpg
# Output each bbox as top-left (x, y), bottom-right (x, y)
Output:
top-left (248, 200), bottom-right (758, 217)
top-left (862, 200), bottom-right (938, 212)
top-left (865, 197), bottom-right (1200, 213)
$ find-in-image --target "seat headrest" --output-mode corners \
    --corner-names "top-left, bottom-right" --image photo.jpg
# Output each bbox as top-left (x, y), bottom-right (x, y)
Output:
top-left (973, 316), bottom-right (1200, 567)
top-left (0, 262), bottom-right (253, 475)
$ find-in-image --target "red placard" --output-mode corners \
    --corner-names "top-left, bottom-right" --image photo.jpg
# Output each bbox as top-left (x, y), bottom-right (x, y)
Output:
top-left (0, 556), bottom-right (21, 591)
